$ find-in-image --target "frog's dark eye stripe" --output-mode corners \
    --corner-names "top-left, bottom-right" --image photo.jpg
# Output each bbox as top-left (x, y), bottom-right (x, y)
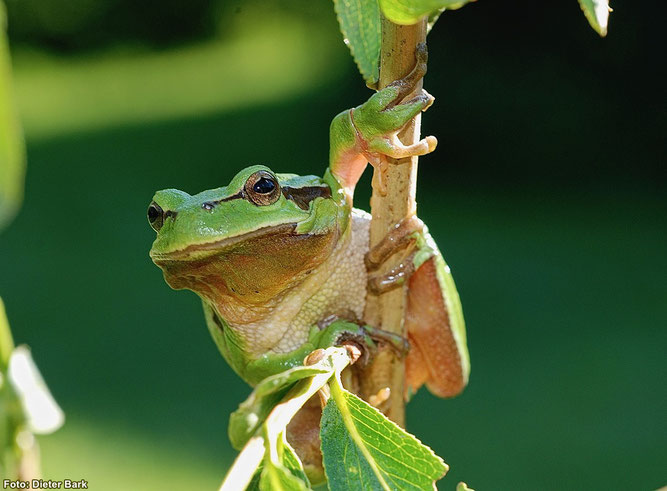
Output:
top-left (206, 191), bottom-right (244, 208)
top-left (202, 172), bottom-right (331, 210)
top-left (281, 185), bottom-right (332, 210)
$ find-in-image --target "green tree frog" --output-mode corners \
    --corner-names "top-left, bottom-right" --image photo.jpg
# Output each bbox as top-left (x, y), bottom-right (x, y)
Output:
top-left (148, 50), bottom-right (470, 402)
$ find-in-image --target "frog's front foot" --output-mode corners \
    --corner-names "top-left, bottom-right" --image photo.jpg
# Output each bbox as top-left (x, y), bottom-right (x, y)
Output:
top-left (316, 316), bottom-right (409, 365)
top-left (328, 45), bottom-right (438, 193)
top-left (351, 44), bottom-right (438, 167)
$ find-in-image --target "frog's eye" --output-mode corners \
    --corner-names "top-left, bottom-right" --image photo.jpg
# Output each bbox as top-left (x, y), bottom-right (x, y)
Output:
top-left (147, 202), bottom-right (164, 232)
top-left (244, 171), bottom-right (281, 206)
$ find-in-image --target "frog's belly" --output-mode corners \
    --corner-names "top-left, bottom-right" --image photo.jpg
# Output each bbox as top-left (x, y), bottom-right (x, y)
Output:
top-left (269, 208), bottom-right (371, 354)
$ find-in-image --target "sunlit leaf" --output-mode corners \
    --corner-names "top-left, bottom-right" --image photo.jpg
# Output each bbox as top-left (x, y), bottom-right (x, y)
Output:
top-left (221, 436), bottom-right (266, 491)
top-left (259, 459), bottom-right (308, 491)
top-left (245, 465), bottom-right (263, 491)
top-left (333, 0), bottom-right (381, 85)
top-left (259, 434), bottom-right (309, 491)
top-left (280, 439), bottom-right (309, 484)
top-left (321, 379), bottom-right (448, 490)
top-left (577, 0), bottom-right (610, 37)
top-left (0, 2), bottom-right (25, 231)
top-left (222, 348), bottom-right (352, 491)
top-left (229, 363), bottom-right (331, 449)
top-left (379, 0), bottom-right (474, 26)
top-left (226, 346), bottom-right (451, 490)
top-left (427, 8), bottom-right (445, 33)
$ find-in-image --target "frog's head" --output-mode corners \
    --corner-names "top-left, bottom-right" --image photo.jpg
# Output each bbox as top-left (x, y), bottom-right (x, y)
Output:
top-left (148, 165), bottom-right (348, 306)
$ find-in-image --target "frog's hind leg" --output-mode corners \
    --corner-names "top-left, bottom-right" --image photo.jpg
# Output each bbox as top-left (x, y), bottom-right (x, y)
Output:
top-left (404, 252), bottom-right (468, 399)
top-left (366, 218), bottom-right (470, 399)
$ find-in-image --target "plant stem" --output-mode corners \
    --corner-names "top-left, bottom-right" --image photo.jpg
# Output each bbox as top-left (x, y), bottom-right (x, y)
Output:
top-left (361, 16), bottom-right (427, 426)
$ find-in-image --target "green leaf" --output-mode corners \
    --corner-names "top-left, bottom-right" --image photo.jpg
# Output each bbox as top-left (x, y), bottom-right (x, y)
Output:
top-left (229, 361), bottom-right (332, 450)
top-left (225, 346), bottom-right (451, 490)
top-left (0, 2), bottom-right (26, 231)
top-left (333, 0), bottom-right (381, 85)
top-left (259, 433), bottom-right (309, 491)
top-left (379, 0), bottom-right (474, 26)
top-left (456, 483), bottom-right (475, 491)
top-left (427, 8), bottom-right (445, 33)
top-left (280, 439), bottom-right (309, 484)
top-left (222, 348), bottom-right (353, 491)
top-left (221, 436), bottom-right (266, 491)
top-left (321, 378), bottom-right (448, 490)
top-left (260, 459), bottom-right (308, 491)
top-left (229, 387), bottom-right (287, 451)
top-left (246, 466), bottom-right (263, 491)
top-left (577, 0), bottom-right (610, 37)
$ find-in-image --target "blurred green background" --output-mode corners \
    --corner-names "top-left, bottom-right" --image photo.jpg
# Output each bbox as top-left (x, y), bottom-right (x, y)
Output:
top-left (1, 0), bottom-right (665, 489)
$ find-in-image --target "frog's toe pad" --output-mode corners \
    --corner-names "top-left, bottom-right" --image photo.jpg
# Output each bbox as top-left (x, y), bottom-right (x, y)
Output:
top-left (386, 135), bottom-right (438, 159)
top-left (403, 90), bottom-right (434, 112)
top-left (367, 135), bottom-right (437, 162)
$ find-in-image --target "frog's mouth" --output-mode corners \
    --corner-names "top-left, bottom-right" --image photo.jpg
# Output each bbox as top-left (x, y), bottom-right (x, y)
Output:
top-left (150, 223), bottom-right (298, 263)
top-left (150, 222), bottom-right (338, 303)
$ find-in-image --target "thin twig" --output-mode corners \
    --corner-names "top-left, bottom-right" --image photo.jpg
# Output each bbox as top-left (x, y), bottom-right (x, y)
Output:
top-left (361, 16), bottom-right (428, 426)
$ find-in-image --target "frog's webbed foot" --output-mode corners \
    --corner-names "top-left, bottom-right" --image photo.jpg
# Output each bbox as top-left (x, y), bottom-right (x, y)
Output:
top-left (351, 44), bottom-right (437, 165)
top-left (329, 45), bottom-right (437, 193)
top-left (366, 115), bottom-right (437, 162)
top-left (352, 91), bottom-right (437, 166)
top-left (366, 215), bottom-right (426, 295)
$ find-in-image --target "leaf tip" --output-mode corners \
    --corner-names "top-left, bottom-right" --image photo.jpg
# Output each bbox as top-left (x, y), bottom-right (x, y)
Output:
top-left (578, 0), bottom-right (610, 37)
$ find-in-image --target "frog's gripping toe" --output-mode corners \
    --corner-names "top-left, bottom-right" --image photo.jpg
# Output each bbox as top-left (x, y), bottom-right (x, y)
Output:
top-left (373, 89), bottom-right (436, 160)
top-left (368, 133), bottom-right (437, 161)
top-left (408, 89), bottom-right (435, 113)
top-left (382, 90), bottom-right (434, 125)
top-left (388, 43), bottom-right (429, 103)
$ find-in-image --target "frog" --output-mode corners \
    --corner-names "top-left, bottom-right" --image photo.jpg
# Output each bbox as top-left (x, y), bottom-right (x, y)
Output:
top-left (147, 46), bottom-right (470, 403)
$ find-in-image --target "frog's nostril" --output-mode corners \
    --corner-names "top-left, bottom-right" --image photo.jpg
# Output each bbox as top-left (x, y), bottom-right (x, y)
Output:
top-left (147, 202), bottom-right (164, 232)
